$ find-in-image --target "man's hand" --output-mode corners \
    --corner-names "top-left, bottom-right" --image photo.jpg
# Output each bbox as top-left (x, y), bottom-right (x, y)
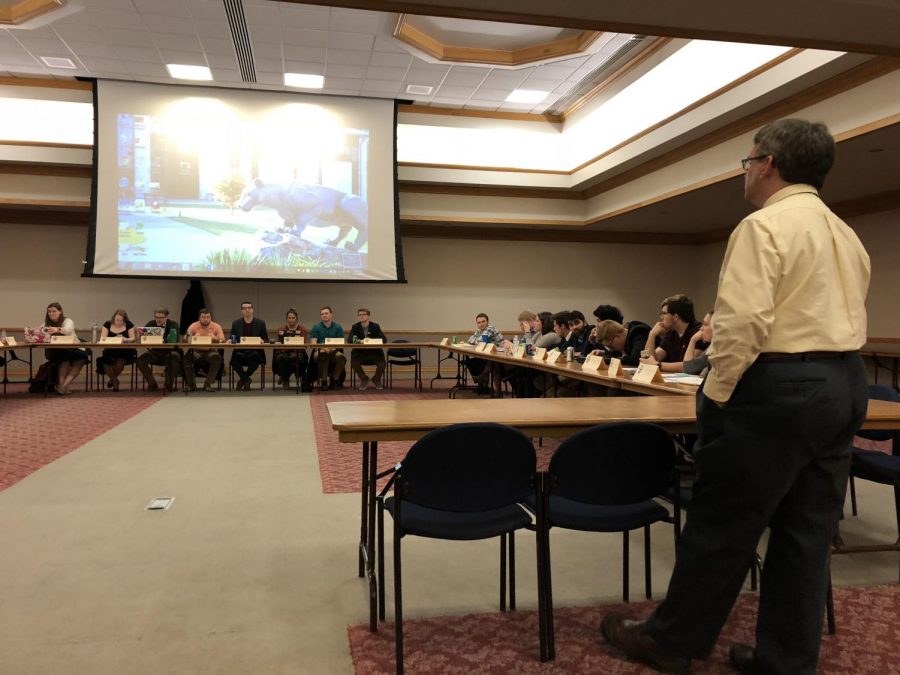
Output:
top-left (648, 321), bottom-right (665, 338)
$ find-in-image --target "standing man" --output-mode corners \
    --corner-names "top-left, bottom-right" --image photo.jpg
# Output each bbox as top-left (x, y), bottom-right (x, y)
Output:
top-left (183, 308), bottom-right (225, 392)
top-left (309, 306), bottom-right (347, 390)
top-left (601, 119), bottom-right (870, 674)
top-left (136, 307), bottom-right (182, 392)
top-left (229, 301), bottom-right (268, 390)
top-left (349, 308), bottom-right (387, 390)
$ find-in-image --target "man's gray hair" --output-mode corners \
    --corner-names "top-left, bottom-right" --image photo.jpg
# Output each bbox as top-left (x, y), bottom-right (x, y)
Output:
top-left (753, 119), bottom-right (835, 190)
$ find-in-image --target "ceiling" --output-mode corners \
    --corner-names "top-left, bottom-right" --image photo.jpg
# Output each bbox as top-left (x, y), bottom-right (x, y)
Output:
top-left (1, 0), bottom-right (899, 235)
top-left (0, 0), bottom-right (646, 115)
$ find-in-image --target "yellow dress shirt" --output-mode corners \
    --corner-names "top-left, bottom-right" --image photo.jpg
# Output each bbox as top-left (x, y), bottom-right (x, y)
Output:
top-left (705, 184), bottom-right (870, 403)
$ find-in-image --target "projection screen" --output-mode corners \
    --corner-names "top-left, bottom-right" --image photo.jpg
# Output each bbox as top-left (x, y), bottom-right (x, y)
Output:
top-left (87, 79), bottom-right (404, 282)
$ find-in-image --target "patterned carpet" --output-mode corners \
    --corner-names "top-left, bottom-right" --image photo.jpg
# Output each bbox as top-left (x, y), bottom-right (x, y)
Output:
top-left (309, 385), bottom-right (558, 494)
top-left (0, 388), bottom-right (161, 491)
top-left (348, 585), bottom-right (900, 674)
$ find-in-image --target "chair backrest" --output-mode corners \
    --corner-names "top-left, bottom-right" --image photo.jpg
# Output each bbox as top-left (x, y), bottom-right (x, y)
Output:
top-left (548, 422), bottom-right (675, 505)
top-left (399, 422), bottom-right (536, 512)
top-left (388, 339), bottom-right (417, 359)
top-left (856, 384), bottom-right (900, 442)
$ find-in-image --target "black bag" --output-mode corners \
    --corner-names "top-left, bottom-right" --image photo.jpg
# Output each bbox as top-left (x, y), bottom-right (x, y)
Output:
top-left (29, 361), bottom-right (56, 394)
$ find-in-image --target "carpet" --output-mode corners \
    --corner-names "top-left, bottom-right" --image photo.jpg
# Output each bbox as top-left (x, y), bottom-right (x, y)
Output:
top-left (0, 390), bottom-right (161, 491)
top-left (348, 585), bottom-right (900, 674)
top-left (310, 386), bottom-right (558, 494)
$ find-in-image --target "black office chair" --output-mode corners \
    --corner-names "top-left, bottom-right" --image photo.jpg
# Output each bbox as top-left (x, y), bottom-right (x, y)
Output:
top-left (386, 339), bottom-right (421, 390)
top-left (834, 384), bottom-right (900, 580)
top-left (376, 423), bottom-right (543, 673)
top-left (527, 422), bottom-right (675, 660)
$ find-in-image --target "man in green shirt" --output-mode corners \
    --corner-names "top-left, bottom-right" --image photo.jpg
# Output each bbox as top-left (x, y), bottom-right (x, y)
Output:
top-left (309, 306), bottom-right (347, 390)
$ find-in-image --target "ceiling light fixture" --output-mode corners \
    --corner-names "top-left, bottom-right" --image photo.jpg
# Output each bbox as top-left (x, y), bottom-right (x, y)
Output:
top-left (505, 89), bottom-right (548, 104)
top-left (284, 73), bottom-right (324, 89)
top-left (405, 84), bottom-right (433, 96)
top-left (40, 56), bottom-right (76, 69)
top-left (166, 64), bottom-right (213, 81)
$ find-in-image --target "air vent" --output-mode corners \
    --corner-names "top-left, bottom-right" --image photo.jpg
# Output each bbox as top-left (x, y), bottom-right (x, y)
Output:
top-left (40, 56), bottom-right (76, 69)
top-left (544, 36), bottom-right (647, 115)
top-left (223, 0), bottom-right (256, 83)
top-left (405, 84), bottom-right (433, 96)
top-left (146, 497), bottom-right (174, 511)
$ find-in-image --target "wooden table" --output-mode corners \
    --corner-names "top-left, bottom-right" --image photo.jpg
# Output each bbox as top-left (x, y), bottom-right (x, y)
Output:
top-left (329, 395), bottom-right (900, 631)
top-left (441, 343), bottom-right (698, 397)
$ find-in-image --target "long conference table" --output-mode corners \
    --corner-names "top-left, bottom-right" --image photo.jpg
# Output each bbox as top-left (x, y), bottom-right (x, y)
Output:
top-left (328, 395), bottom-right (900, 631)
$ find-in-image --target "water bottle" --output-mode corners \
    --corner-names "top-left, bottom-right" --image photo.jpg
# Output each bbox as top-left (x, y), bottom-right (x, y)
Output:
top-left (167, 328), bottom-right (177, 343)
top-left (0, 329), bottom-right (6, 345)
top-left (512, 336), bottom-right (520, 353)
top-left (91, 323), bottom-right (99, 343)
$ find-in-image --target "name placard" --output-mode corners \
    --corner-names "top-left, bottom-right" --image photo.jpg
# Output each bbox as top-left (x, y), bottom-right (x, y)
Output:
top-left (239, 336), bottom-right (263, 344)
top-left (324, 337), bottom-right (345, 345)
top-left (190, 335), bottom-right (212, 345)
top-left (283, 336), bottom-right (305, 345)
top-left (533, 347), bottom-right (547, 361)
top-left (100, 336), bottom-right (124, 344)
top-left (50, 335), bottom-right (75, 344)
top-left (607, 357), bottom-right (624, 377)
top-left (475, 342), bottom-right (486, 353)
top-left (440, 337), bottom-right (450, 346)
top-left (512, 345), bottom-right (526, 359)
top-left (4, 336), bottom-right (17, 346)
top-left (581, 353), bottom-right (607, 373)
top-left (546, 349), bottom-right (566, 364)
top-left (633, 363), bottom-right (665, 384)
top-left (362, 338), bottom-right (384, 344)
top-left (141, 335), bottom-right (164, 344)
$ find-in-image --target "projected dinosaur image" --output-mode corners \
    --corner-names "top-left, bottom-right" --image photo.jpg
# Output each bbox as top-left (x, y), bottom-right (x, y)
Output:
top-left (238, 180), bottom-right (368, 252)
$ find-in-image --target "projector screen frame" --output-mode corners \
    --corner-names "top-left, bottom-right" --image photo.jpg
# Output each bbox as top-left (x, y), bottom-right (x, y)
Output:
top-left (83, 78), bottom-right (406, 284)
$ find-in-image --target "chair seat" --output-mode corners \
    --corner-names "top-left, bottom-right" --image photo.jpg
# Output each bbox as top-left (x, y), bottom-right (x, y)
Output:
top-left (852, 450), bottom-right (900, 484)
top-left (524, 494), bottom-right (669, 532)
top-left (385, 497), bottom-right (532, 541)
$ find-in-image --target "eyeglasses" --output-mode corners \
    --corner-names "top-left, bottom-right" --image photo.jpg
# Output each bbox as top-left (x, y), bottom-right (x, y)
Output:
top-left (741, 154), bottom-right (769, 171)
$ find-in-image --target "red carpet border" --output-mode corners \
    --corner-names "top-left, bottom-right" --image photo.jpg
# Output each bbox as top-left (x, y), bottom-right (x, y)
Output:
top-left (310, 386), bottom-right (557, 494)
top-left (348, 585), bottom-right (900, 674)
top-left (0, 390), bottom-right (161, 491)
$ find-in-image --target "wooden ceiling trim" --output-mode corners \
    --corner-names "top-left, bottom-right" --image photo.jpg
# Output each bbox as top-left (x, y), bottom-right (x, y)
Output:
top-left (0, 75), bottom-right (92, 90)
top-left (0, 161), bottom-right (92, 178)
top-left (401, 214), bottom-right (584, 227)
top-left (398, 181), bottom-right (583, 200)
top-left (398, 160), bottom-right (569, 175)
top-left (831, 189), bottom-right (900, 220)
top-left (399, 104), bottom-right (562, 124)
top-left (0, 139), bottom-right (93, 150)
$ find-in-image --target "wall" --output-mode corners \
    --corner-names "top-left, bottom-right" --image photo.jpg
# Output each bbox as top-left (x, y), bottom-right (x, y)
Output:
top-left (0, 224), bottom-right (706, 333)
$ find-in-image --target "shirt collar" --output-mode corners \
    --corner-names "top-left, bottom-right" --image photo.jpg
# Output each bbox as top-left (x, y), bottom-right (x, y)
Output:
top-left (763, 183), bottom-right (819, 208)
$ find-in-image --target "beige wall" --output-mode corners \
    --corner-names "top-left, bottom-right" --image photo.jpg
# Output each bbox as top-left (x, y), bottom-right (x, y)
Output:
top-left (2, 207), bottom-right (897, 337)
top-left (1, 225), bottom-right (706, 334)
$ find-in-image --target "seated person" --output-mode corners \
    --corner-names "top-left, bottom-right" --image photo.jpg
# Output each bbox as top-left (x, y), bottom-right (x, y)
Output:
top-left (536, 311), bottom-right (576, 397)
top-left (309, 306), bottom-right (347, 391)
top-left (465, 312), bottom-right (504, 395)
top-left (136, 307), bottom-right (181, 392)
top-left (501, 310), bottom-right (544, 398)
top-left (534, 310), bottom-right (564, 350)
top-left (350, 308), bottom-right (387, 390)
top-left (641, 293), bottom-right (702, 372)
top-left (183, 309), bottom-right (225, 392)
top-left (560, 310), bottom-right (594, 357)
top-left (682, 310), bottom-right (713, 376)
top-left (589, 304), bottom-right (624, 350)
top-left (594, 319), bottom-right (651, 366)
top-left (229, 301), bottom-right (269, 391)
top-left (273, 308), bottom-right (308, 389)
top-left (39, 301), bottom-right (88, 395)
top-left (98, 309), bottom-right (137, 392)
top-left (501, 310), bottom-right (543, 352)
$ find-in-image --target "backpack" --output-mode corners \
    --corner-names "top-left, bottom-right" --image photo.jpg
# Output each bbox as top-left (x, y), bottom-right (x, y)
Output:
top-left (29, 361), bottom-right (56, 394)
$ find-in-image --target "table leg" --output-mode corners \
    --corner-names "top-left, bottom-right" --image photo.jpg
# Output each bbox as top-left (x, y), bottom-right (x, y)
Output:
top-left (368, 440), bottom-right (379, 632)
top-left (359, 441), bottom-right (369, 578)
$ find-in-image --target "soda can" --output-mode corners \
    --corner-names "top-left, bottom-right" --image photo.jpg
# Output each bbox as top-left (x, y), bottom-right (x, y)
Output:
top-left (566, 346), bottom-right (574, 362)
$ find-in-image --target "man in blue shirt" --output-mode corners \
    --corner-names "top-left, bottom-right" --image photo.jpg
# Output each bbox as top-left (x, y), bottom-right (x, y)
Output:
top-left (309, 306), bottom-right (347, 390)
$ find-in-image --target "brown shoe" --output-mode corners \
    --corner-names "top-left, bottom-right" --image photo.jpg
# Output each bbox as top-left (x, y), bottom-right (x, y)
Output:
top-left (600, 612), bottom-right (690, 674)
top-left (729, 644), bottom-right (756, 673)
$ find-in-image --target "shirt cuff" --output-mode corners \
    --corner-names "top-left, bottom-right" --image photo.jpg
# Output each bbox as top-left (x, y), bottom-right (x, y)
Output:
top-left (701, 375), bottom-right (734, 404)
